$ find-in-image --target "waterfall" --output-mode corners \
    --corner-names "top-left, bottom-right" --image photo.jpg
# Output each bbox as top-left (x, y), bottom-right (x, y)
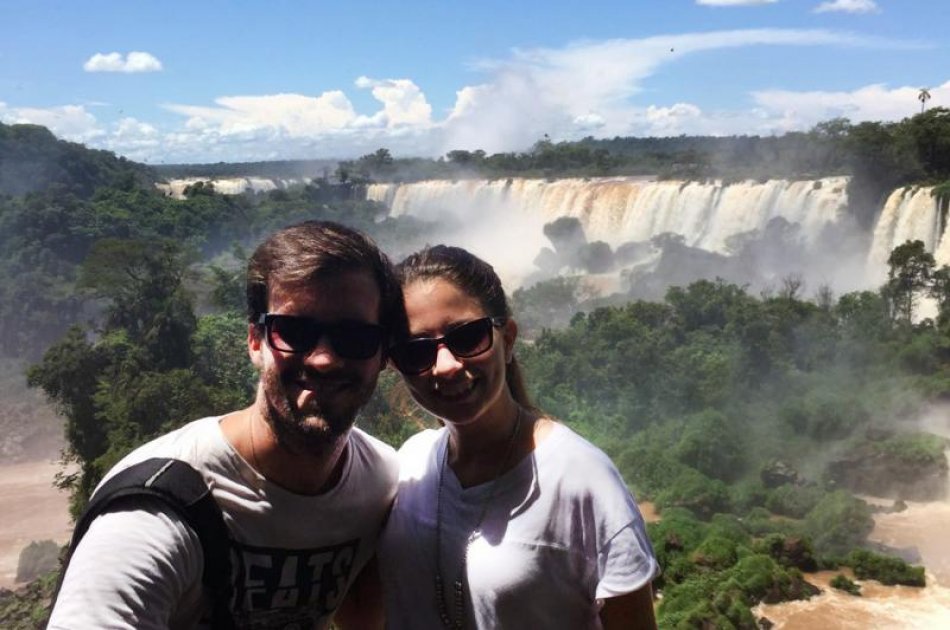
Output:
top-left (868, 186), bottom-right (950, 280)
top-left (157, 176), bottom-right (311, 199)
top-left (366, 176), bottom-right (850, 254)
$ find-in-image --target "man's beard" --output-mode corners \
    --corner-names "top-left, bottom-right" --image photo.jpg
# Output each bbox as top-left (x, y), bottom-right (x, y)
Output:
top-left (259, 364), bottom-right (374, 456)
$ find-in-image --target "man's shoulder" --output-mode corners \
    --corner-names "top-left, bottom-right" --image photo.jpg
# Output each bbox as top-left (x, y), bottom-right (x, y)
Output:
top-left (348, 427), bottom-right (400, 483)
top-left (103, 416), bottom-right (224, 484)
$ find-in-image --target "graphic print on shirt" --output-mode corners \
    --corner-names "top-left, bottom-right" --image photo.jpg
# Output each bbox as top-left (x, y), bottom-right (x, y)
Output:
top-left (228, 538), bottom-right (358, 627)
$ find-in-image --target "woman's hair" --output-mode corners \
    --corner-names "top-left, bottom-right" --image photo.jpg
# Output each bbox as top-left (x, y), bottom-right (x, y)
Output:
top-left (396, 245), bottom-right (534, 410)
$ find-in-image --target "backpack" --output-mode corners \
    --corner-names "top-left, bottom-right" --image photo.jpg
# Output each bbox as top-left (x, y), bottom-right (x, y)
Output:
top-left (49, 457), bottom-right (235, 629)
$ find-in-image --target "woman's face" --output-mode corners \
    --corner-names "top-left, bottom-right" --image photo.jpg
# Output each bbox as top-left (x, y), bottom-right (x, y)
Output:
top-left (399, 278), bottom-right (515, 426)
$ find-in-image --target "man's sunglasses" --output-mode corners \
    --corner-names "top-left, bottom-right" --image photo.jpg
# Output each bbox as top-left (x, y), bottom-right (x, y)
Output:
top-left (257, 314), bottom-right (384, 360)
top-left (389, 316), bottom-right (506, 375)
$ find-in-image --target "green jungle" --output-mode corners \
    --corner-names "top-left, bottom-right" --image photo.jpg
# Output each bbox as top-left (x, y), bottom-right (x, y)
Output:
top-left (1, 109), bottom-right (950, 628)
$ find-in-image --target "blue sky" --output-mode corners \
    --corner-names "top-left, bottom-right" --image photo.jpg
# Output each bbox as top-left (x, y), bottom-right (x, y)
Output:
top-left (1, 0), bottom-right (946, 163)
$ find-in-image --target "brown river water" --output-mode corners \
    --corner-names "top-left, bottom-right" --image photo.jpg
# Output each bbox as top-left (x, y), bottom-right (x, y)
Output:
top-left (0, 459), bottom-right (72, 590)
top-left (756, 496), bottom-right (950, 629)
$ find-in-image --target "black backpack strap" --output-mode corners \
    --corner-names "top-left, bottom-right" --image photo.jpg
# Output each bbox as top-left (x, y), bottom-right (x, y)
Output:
top-left (49, 458), bottom-right (234, 629)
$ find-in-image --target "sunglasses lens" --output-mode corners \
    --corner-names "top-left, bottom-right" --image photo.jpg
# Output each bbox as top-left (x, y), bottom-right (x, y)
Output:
top-left (390, 339), bottom-right (437, 375)
top-left (446, 319), bottom-right (494, 357)
top-left (266, 316), bottom-right (382, 359)
top-left (268, 316), bottom-right (317, 353)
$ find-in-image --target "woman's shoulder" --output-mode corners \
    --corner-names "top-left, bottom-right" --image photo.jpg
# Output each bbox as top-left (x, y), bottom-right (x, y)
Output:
top-left (537, 422), bottom-right (628, 489)
top-left (396, 428), bottom-right (445, 472)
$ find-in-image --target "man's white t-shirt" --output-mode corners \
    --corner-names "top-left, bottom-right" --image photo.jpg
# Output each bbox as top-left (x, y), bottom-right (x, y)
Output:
top-left (378, 422), bottom-right (658, 629)
top-left (48, 416), bottom-right (398, 629)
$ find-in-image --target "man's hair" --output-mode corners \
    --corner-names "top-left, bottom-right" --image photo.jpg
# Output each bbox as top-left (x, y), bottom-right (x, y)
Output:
top-left (246, 221), bottom-right (403, 333)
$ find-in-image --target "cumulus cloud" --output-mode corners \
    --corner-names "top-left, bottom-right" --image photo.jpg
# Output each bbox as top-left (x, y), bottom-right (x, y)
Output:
top-left (697, 0), bottom-right (778, 6)
top-left (814, 0), bottom-right (880, 13)
top-left (0, 102), bottom-right (104, 142)
top-left (354, 77), bottom-right (433, 127)
top-left (165, 92), bottom-right (358, 137)
top-left (752, 80), bottom-right (949, 130)
top-left (83, 51), bottom-right (163, 73)
top-left (439, 28), bottom-right (919, 153)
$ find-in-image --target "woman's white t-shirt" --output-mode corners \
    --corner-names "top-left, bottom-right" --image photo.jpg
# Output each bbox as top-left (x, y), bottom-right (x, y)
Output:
top-left (379, 422), bottom-right (658, 629)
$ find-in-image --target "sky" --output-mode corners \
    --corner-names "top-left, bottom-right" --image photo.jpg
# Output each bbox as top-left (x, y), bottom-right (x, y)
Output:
top-left (0, 0), bottom-right (947, 164)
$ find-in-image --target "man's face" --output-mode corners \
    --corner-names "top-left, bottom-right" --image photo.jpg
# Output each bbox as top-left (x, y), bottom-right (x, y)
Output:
top-left (249, 269), bottom-right (383, 454)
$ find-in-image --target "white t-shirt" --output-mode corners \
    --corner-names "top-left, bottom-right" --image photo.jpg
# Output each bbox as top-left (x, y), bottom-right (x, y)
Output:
top-left (378, 423), bottom-right (658, 630)
top-left (48, 416), bottom-right (399, 630)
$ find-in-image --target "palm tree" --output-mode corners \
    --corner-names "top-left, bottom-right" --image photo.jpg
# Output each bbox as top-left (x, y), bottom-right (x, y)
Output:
top-left (919, 87), bottom-right (931, 114)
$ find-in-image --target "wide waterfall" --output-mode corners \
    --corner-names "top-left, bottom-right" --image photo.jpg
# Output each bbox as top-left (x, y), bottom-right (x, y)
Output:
top-left (157, 176), bottom-right (311, 199)
top-left (366, 177), bottom-right (849, 254)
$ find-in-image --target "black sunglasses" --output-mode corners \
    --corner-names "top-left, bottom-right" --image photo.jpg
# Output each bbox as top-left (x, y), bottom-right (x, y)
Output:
top-left (257, 314), bottom-right (384, 360)
top-left (389, 316), bottom-right (506, 375)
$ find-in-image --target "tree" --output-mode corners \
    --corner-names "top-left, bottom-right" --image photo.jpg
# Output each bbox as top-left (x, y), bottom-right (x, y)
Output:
top-left (79, 238), bottom-right (198, 370)
top-left (919, 88), bottom-right (931, 114)
top-left (884, 240), bottom-right (934, 322)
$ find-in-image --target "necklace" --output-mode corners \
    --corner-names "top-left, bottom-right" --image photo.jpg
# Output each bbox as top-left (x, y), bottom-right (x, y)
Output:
top-left (434, 406), bottom-right (523, 629)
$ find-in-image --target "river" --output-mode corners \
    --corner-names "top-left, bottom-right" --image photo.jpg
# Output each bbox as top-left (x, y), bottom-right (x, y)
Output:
top-left (755, 496), bottom-right (950, 628)
top-left (0, 459), bottom-right (72, 590)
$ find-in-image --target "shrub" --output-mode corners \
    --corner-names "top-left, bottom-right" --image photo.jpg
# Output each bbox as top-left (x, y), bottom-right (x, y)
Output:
top-left (691, 535), bottom-right (739, 570)
top-left (765, 484), bottom-right (825, 519)
top-left (847, 549), bottom-right (926, 587)
top-left (804, 491), bottom-right (873, 556)
top-left (830, 573), bottom-right (862, 595)
top-left (656, 469), bottom-right (731, 518)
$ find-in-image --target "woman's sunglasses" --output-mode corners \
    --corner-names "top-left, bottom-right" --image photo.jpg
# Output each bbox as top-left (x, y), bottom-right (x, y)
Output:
top-left (389, 316), bottom-right (506, 375)
top-left (257, 314), bottom-right (384, 360)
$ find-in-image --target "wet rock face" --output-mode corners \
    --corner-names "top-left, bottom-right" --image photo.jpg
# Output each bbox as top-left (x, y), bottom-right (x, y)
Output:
top-left (826, 436), bottom-right (949, 501)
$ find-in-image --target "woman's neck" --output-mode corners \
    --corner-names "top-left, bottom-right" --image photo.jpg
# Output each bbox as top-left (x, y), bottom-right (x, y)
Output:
top-left (445, 397), bottom-right (533, 487)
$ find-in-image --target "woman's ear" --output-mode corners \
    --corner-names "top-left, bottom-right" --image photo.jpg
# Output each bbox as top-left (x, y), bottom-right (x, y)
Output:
top-left (248, 323), bottom-right (264, 369)
top-left (502, 318), bottom-right (518, 364)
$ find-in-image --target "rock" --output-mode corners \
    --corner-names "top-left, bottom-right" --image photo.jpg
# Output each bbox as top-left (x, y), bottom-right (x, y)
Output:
top-left (758, 617), bottom-right (775, 629)
top-left (826, 435), bottom-right (948, 501)
top-left (761, 460), bottom-right (807, 489)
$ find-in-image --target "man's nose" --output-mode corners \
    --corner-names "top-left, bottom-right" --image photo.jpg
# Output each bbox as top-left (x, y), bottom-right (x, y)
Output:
top-left (303, 335), bottom-right (343, 369)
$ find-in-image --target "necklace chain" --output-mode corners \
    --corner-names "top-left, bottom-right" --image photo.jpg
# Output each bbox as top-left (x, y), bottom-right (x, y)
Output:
top-left (434, 407), bottom-right (523, 630)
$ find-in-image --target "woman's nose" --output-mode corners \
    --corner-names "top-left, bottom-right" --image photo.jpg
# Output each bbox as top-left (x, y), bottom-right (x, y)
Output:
top-left (431, 343), bottom-right (463, 377)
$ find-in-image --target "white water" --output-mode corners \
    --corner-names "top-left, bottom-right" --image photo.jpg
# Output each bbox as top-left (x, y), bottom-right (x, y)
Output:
top-left (157, 176), bottom-right (311, 199)
top-left (367, 176), bottom-right (849, 254)
top-left (867, 186), bottom-right (950, 281)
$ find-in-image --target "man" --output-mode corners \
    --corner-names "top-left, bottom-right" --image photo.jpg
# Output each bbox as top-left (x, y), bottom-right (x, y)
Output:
top-left (48, 221), bottom-right (401, 629)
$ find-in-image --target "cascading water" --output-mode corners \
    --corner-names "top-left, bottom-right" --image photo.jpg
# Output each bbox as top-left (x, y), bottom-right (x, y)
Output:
top-left (867, 186), bottom-right (950, 279)
top-left (157, 176), bottom-right (311, 198)
top-left (366, 176), bottom-right (849, 254)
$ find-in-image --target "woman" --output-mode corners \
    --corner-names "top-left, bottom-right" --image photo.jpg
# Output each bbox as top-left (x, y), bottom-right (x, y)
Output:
top-left (378, 245), bottom-right (658, 629)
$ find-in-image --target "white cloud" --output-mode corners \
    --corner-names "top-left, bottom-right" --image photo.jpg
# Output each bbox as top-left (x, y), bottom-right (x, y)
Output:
top-left (697, 0), bottom-right (778, 6)
top-left (0, 102), bottom-right (104, 142)
top-left (84, 51), bottom-right (163, 73)
top-left (439, 28), bottom-right (918, 153)
top-left (165, 92), bottom-right (358, 137)
top-left (353, 77), bottom-right (433, 127)
top-left (814, 0), bottom-right (880, 14)
top-left (751, 80), bottom-right (949, 131)
top-left (573, 113), bottom-right (606, 131)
